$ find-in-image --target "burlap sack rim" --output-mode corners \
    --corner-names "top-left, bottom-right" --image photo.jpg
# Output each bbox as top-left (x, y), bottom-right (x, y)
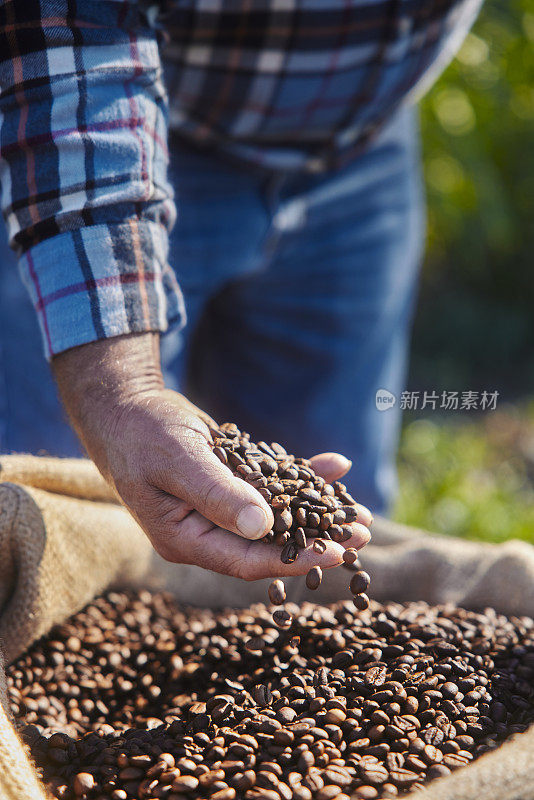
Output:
top-left (0, 454), bottom-right (118, 504)
top-left (0, 483), bottom-right (49, 666)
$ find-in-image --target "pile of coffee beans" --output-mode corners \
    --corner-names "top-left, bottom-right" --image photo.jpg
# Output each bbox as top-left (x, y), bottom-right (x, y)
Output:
top-left (210, 423), bottom-right (371, 613)
top-left (8, 590), bottom-right (534, 800)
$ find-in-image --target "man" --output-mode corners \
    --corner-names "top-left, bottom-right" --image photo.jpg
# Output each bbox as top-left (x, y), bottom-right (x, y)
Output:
top-left (0, 0), bottom-right (481, 578)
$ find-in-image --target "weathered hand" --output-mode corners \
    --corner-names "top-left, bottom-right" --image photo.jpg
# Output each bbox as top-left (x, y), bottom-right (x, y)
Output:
top-left (53, 333), bottom-right (371, 580)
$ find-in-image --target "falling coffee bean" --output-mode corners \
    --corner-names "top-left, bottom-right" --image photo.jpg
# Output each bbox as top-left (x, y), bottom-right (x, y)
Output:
top-left (268, 580), bottom-right (286, 606)
top-left (353, 593), bottom-right (370, 611)
top-left (342, 548), bottom-right (360, 566)
top-left (350, 570), bottom-right (371, 595)
top-left (305, 566), bottom-right (322, 591)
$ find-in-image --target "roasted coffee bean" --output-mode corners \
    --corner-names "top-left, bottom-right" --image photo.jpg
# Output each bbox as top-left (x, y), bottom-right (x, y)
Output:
top-left (360, 763), bottom-right (389, 785)
top-left (342, 549), bottom-right (360, 566)
top-left (422, 727), bottom-right (445, 747)
top-left (356, 787), bottom-right (379, 799)
top-left (303, 772), bottom-right (324, 792)
top-left (272, 609), bottom-right (292, 628)
top-left (320, 513), bottom-right (334, 531)
top-left (339, 505), bottom-right (357, 521)
top-left (293, 787), bottom-right (313, 800)
top-left (323, 766), bottom-right (352, 787)
top-left (274, 531), bottom-right (290, 547)
top-left (274, 508), bottom-right (293, 534)
top-left (305, 566), bottom-right (322, 591)
top-left (272, 494), bottom-right (291, 510)
top-left (365, 666), bottom-right (388, 687)
top-left (340, 524), bottom-right (353, 542)
top-left (253, 684), bottom-right (272, 706)
top-left (298, 487), bottom-right (323, 503)
top-left (350, 571), bottom-right (371, 595)
top-left (268, 580), bottom-right (286, 606)
top-left (172, 775), bottom-right (200, 791)
top-left (245, 636), bottom-right (266, 652)
top-left (294, 507), bottom-right (307, 527)
top-left (316, 785), bottom-right (342, 800)
top-left (313, 539), bottom-right (327, 554)
top-left (73, 772), bottom-right (95, 795)
top-left (388, 769), bottom-right (420, 788)
top-left (306, 512), bottom-right (320, 529)
top-left (332, 509), bottom-right (346, 525)
top-left (213, 446), bottom-right (228, 465)
top-left (231, 771), bottom-right (257, 791)
top-left (353, 593), bottom-right (370, 611)
top-left (442, 753), bottom-right (472, 769)
top-left (280, 541), bottom-right (299, 564)
top-left (295, 528), bottom-right (308, 549)
top-left (329, 524), bottom-right (344, 542)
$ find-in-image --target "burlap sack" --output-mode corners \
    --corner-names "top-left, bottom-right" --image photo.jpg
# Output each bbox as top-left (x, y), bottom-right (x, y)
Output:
top-left (1, 454), bottom-right (534, 800)
top-left (0, 456), bottom-right (154, 800)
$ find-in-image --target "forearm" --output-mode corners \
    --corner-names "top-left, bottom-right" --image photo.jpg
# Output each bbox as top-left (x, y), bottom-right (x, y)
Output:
top-left (0, 2), bottom-right (182, 360)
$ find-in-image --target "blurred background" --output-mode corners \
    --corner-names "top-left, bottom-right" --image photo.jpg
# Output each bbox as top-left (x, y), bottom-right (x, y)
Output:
top-left (394, 0), bottom-right (534, 542)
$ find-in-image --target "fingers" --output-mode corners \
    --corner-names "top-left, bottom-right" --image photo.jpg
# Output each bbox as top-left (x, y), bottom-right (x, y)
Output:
top-left (242, 539), bottom-right (347, 581)
top-left (353, 503), bottom-right (373, 528)
top-left (152, 508), bottom-right (349, 580)
top-left (339, 521), bottom-right (372, 550)
top-left (158, 427), bottom-right (274, 540)
top-left (309, 453), bottom-right (373, 528)
top-left (310, 452), bottom-right (352, 483)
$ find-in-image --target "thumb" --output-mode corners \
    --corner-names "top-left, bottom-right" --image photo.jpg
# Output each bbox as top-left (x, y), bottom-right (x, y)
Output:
top-left (162, 430), bottom-right (274, 540)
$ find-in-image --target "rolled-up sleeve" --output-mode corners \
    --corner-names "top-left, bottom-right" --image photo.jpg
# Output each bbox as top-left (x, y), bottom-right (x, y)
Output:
top-left (0, 0), bottom-right (184, 359)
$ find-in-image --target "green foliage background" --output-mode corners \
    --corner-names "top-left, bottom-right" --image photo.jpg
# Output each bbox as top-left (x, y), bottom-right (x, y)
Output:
top-left (394, 0), bottom-right (534, 541)
top-left (411, 0), bottom-right (534, 395)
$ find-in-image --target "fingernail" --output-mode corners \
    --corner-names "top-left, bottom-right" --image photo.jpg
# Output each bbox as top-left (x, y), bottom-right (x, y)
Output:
top-left (341, 456), bottom-right (352, 470)
top-left (237, 504), bottom-right (268, 540)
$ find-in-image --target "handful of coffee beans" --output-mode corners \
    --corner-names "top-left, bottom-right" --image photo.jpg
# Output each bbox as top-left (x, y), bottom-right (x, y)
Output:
top-left (210, 423), bottom-right (371, 620)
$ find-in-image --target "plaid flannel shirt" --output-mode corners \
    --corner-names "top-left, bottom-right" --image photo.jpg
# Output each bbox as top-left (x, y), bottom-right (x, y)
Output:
top-left (0, 0), bottom-right (481, 359)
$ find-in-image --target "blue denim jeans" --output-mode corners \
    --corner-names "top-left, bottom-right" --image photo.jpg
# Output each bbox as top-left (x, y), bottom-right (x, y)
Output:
top-left (0, 106), bottom-right (424, 514)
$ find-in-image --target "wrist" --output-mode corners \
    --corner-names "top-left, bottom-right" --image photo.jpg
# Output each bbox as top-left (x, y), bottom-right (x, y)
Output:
top-left (52, 333), bottom-right (165, 473)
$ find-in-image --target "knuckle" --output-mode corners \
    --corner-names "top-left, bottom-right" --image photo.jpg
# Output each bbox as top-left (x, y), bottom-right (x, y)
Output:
top-left (198, 478), bottom-right (232, 521)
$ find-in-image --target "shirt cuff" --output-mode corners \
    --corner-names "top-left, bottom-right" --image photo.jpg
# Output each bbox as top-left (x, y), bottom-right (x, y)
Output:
top-left (18, 221), bottom-right (186, 360)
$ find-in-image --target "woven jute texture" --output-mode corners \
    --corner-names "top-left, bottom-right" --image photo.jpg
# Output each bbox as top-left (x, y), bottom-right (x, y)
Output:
top-left (1, 454), bottom-right (534, 800)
